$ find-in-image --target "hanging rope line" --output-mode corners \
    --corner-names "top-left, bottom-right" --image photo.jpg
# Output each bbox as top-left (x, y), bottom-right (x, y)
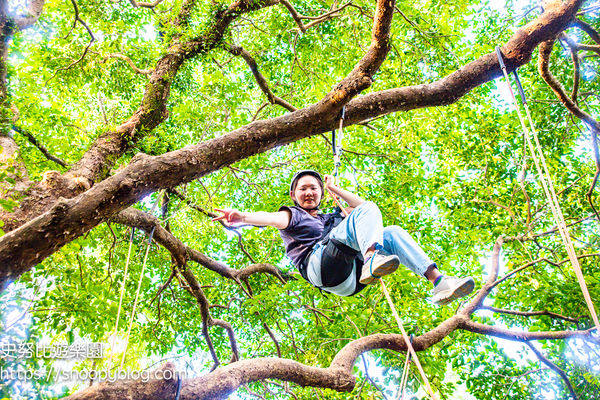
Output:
top-left (327, 109), bottom-right (437, 400)
top-left (120, 225), bottom-right (156, 370)
top-left (496, 47), bottom-right (600, 332)
top-left (398, 338), bottom-right (412, 400)
top-left (380, 279), bottom-right (437, 400)
top-left (110, 227), bottom-right (135, 365)
top-left (113, 191), bottom-right (164, 370)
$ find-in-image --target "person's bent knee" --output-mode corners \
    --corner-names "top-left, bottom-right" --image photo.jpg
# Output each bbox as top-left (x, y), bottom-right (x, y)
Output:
top-left (383, 225), bottom-right (407, 239)
top-left (355, 201), bottom-right (380, 215)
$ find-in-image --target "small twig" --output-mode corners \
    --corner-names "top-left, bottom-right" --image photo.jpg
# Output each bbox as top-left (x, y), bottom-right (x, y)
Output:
top-left (12, 125), bottom-right (69, 168)
top-left (262, 323), bottom-right (281, 357)
top-left (525, 341), bottom-right (578, 400)
top-left (98, 94), bottom-right (108, 124)
top-left (587, 128), bottom-right (600, 222)
top-left (102, 52), bottom-right (153, 75)
top-left (47, 0), bottom-right (95, 84)
top-left (491, 253), bottom-right (600, 290)
top-left (227, 45), bottom-right (296, 112)
top-left (280, 1), bottom-right (352, 33)
top-left (480, 306), bottom-right (580, 324)
top-left (129, 0), bottom-right (166, 8)
top-left (149, 267), bottom-right (177, 306)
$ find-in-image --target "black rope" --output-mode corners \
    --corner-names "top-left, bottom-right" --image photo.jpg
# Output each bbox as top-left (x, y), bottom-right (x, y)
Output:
top-left (174, 375), bottom-right (182, 400)
top-left (495, 47), bottom-right (527, 105)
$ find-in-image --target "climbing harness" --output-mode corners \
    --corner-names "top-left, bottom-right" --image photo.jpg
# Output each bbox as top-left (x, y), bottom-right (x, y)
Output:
top-left (495, 47), bottom-right (600, 332)
top-left (326, 109), bottom-right (438, 400)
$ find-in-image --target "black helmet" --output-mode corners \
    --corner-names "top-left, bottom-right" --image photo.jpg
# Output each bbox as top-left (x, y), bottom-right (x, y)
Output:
top-left (289, 170), bottom-right (324, 193)
top-left (289, 170), bottom-right (324, 208)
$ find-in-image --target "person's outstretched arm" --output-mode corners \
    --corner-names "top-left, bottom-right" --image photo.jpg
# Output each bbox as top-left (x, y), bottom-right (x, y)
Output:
top-left (213, 208), bottom-right (291, 230)
top-left (323, 174), bottom-right (365, 210)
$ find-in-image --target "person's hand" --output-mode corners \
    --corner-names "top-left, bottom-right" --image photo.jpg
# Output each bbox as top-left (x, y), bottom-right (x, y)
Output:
top-left (212, 208), bottom-right (244, 226)
top-left (324, 174), bottom-right (337, 190)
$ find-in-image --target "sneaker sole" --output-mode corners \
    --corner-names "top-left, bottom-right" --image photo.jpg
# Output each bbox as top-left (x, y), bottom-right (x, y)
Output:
top-left (359, 258), bottom-right (400, 285)
top-left (432, 277), bottom-right (475, 306)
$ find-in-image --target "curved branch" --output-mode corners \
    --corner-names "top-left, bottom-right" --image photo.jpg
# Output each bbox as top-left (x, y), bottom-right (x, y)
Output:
top-left (561, 34), bottom-right (581, 101)
top-left (112, 207), bottom-right (286, 283)
top-left (54, 0), bottom-right (95, 73)
top-left (12, 125), bottom-right (68, 168)
top-left (228, 45), bottom-right (297, 112)
top-left (538, 39), bottom-right (600, 131)
top-left (103, 53), bottom-right (153, 75)
top-left (463, 235), bottom-right (503, 314)
top-left (572, 18), bottom-right (600, 44)
top-left (525, 341), bottom-right (579, 400)
top-left (63, 310), bottom-right (595, 399)
top-left (459, 319), bottom-right (596, 342)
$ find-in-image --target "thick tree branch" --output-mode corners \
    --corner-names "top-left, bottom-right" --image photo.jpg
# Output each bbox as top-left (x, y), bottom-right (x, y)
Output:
top-left (68, 0), bottom-right (281, 183)
top-left (64, 308), bottom-right (595, 399)
top-left (112, 207), bottom-right (285, 283)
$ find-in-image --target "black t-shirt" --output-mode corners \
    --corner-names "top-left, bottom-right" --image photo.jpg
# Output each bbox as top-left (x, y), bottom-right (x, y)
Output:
top-left (278, 206), bottom-right (341, 268)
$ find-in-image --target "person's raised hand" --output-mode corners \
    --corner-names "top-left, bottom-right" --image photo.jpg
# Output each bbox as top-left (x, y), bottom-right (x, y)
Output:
top-left (324, 174), bottom-right (337, 191)
top-left (212, 208), bottom-right (244, 227)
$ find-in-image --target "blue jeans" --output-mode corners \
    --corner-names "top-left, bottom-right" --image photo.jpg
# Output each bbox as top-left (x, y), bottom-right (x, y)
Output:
top-left (306, 201), bottom-right (434, 296)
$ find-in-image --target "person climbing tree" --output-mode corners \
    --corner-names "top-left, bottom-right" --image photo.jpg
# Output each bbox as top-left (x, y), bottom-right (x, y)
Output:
top-left (213, 170), bottom-right (475, 303)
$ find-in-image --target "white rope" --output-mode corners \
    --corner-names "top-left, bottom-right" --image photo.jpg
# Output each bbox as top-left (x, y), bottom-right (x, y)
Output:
top-left (397, 343), bottom-right (411, 400)
top-left (118, 191), bottom-right (164, 370)
top-left (110, 228), bottom-right (135, 365)
top-left (120, 226), bottom-right (155, 370)
top-left (496, 48), bottom-right (600, 332)
top-left (380, 279), bottom-right (438, 400)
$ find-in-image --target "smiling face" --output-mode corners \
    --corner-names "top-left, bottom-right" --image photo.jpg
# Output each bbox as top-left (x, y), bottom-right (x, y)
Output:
top-left (291, 175), bottom-right (323, 211)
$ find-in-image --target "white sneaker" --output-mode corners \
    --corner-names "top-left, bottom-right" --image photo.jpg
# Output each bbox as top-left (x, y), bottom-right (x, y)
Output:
top-left (431, 276), bottom-right (475, 305)
top-left (359, 252), bottom-right (400, 285)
